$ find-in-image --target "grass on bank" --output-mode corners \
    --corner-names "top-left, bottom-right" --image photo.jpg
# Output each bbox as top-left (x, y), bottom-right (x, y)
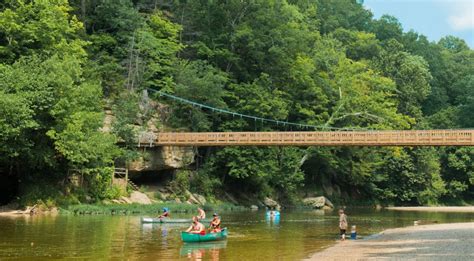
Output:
top-left (62, 202), bottom-right (247, 215)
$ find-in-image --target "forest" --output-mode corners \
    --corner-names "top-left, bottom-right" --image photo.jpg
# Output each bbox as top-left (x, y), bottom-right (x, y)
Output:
top-left (0, 0), bottom-right (473, 207)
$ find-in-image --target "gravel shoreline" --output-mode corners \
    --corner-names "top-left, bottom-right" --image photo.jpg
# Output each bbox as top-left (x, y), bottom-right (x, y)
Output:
top-left (304, 222), bottom-right (474, 261)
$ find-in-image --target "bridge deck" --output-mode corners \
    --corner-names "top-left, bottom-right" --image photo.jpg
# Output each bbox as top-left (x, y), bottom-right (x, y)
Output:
top-left (138, 130), bottom-right (474, 147)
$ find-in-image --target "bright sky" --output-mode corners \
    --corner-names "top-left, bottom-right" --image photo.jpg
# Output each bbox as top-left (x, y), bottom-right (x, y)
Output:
top-left (364, 0), bottom-right (474, 48)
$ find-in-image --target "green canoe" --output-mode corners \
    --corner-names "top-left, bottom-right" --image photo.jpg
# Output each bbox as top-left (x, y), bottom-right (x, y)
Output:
top-left (141, 217), bottom-right (211, 224)
top-left (181, 228), bottom-right (228, 243)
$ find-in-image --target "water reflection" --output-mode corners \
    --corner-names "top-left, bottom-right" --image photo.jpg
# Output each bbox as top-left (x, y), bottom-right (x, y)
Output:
top-left (141, 222), bottom-right (183, 249)
top-left (1, 210), bottom-right (473, 260)
top-left (180, 241), bottom-right (227, 261)
top-left (266, 215), bottom-right (280, 226)
top-left (141, 223), bottom-right (154, 232)
top-left (311, 209), bottom-right (326, 216)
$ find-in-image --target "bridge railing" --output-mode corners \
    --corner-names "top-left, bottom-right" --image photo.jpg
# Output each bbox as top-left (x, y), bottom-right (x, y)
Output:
top-left (145, 130), bottom-right (474, 146)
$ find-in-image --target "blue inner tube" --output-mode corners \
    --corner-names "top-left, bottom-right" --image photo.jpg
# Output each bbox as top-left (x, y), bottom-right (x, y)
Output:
top-left (265, 211), bottom-right (280, 217)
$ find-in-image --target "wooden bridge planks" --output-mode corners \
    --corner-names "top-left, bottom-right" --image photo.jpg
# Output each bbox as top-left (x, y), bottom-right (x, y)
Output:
top-left (139, 130), bottom-right (474, 147)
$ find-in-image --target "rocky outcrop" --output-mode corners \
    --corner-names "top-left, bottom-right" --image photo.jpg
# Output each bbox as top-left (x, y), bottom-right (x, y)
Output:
top-left (194, 194), bottom-right (206, 205)
top-left (102, 96), bottom-right (196, 173)
top-left (263, 197), bottom-right (281, 210)
top-left (303, 196), bottom-right (334, 209)
top-left (186, 193), bottom-right (206, 205)
top-left (128, 146), bottom-right (195, 172)
top-left (129, 191), bottom-right (153, 204)
top-left (108, 191), bottom-right (153, 205)
top-left (120, 196), bottom-right (133, 204)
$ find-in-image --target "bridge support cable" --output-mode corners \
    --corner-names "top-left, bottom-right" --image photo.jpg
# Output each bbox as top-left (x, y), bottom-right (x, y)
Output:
top-left (145, 88), bottom-right (365, 131)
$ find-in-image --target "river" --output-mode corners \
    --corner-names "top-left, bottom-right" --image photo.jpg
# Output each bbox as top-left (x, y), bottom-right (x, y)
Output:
top-left (0, 209), bottom-right (473, 260)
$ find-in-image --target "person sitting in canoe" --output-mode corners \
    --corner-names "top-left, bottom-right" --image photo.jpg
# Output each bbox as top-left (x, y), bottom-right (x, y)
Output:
top-left (209, 213), bottom-right (221, 233)
top-left (186, 216), bottom-right (205, 234)
top-left (197, 207), bottom-right (206, 220)
top-left (158, 207), bottom-right (170, 219)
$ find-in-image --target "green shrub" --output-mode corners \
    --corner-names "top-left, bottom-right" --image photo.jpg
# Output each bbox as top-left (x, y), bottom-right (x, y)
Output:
top-left (18, 181), bottom-right (62, 207)
top-left (168, 170), bottom-right (191, 200)
top-left (105, 185), bottom-right (124, 199)
top-left (191, 171), bottom-right (221, 199)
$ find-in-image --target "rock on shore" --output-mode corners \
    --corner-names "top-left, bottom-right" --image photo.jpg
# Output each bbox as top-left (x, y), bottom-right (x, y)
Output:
top-left (263, 197), bottom-right (281, 210)
top-left (302, 196), bottom-right (334, 209)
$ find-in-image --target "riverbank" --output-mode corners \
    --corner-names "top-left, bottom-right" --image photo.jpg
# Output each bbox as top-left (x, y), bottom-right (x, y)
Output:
top-left (0, 202), bottom-right (247, 216)
top-left (386, 206), bottom-right (474, 212)
top-left (305, 222), bottom-right (474, 260)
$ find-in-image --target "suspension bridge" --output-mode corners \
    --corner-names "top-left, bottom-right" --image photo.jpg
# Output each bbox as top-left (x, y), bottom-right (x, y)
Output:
top-left (138, 130), bottom-right (474, 147)
top-left (137, 89), bottom-right (474, 147)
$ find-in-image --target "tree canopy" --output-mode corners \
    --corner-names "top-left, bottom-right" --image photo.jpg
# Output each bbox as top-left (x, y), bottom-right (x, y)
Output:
top-left (1, 0), bottom-right (472, 206)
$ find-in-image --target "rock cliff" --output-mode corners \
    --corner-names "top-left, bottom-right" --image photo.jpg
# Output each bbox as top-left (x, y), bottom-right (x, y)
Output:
top-left (128, 146), bottom-right (195, 171)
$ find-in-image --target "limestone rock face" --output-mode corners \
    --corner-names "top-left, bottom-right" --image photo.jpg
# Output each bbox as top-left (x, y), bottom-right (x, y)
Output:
top-left (187, 194), bottom-right (199, 205)
top-left (303, 196), bottom-right (334, 209)
top-left (129, 191), bottom-right (152, 204)
top-left (129, 146), bottom-right (195, 171)
top-left (186, 193), bottom-right (206, 205)
top-left (194, 194), bottom-right (206, 205)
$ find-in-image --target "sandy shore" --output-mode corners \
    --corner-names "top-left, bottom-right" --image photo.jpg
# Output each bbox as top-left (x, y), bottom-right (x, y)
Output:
top-left (386, 206), bottom-right (474, 212)
top-left (305, 222), bottom-right (474, 261)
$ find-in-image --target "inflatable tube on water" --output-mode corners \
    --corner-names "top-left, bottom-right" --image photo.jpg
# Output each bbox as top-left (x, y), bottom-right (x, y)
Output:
top-left (265, 211), bottom-right (280, 217)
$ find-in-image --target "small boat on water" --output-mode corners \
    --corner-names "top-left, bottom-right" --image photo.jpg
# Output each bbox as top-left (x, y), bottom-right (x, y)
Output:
top-left (181, 228), bottom-right (228, 243)
top-left (141, 217), bottom-right (211, 224)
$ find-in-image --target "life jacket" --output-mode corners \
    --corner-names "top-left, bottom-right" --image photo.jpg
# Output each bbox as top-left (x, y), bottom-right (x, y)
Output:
top-left (210, 218), bottom-right (221, 228)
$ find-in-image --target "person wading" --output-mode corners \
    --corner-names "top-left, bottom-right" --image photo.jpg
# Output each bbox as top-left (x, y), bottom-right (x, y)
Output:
top-left (339, 209), bottom-right (348, 241)
top-left (197, 207), bottom-right (206, 220)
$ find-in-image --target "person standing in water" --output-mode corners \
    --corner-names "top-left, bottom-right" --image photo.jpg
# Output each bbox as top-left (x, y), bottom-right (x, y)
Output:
top-left (339, 209), bottom-right (348, 241)
top-left (197, 207), bottom-right (206, 220)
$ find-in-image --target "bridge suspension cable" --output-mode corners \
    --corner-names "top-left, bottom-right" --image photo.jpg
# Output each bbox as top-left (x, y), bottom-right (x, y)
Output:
top-left (146, 88), bottom-right (365, 131)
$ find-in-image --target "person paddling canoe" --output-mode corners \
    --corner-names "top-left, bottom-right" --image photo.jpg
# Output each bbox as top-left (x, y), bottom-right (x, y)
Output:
top-left (186, 216), bottom-right (205, 234)
top-left (158, 207), bottom-right (170, 219)
top-left (197, 207), bottom-right (206, 220)
top-left (209, 213), bottom-right (221, 233)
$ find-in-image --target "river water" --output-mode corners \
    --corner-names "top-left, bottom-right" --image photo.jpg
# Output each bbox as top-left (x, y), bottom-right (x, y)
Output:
top-left (0, 209), bottom-right (473, 260)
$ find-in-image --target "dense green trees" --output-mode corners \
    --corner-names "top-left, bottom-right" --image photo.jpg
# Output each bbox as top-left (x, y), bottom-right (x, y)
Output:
top-left (0, 0), bottom-right (120, 204)
top-left (1, 0), bottom-right (472, 205)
